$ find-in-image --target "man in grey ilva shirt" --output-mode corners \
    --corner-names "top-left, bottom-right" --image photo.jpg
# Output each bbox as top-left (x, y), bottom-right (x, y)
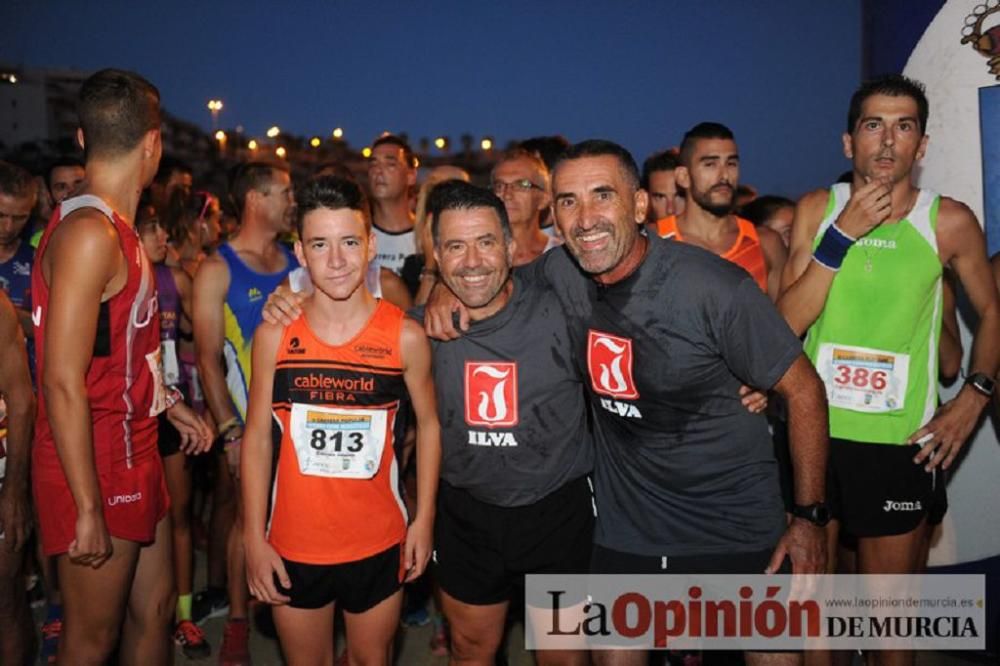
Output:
top-left (427, 142), bottom-right (830, 666)
top-left (415, 180), bottom-right (594, 666)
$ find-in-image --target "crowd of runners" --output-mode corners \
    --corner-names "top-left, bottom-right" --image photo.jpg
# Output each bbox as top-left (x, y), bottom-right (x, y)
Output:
top-left (0, 67), bottom-right (997, 666)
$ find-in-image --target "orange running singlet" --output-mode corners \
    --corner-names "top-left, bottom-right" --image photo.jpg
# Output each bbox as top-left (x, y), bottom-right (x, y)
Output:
top-left (656, 215), bottom-right (768, 292)
top-left (268, 300), bottom-right (409, 565)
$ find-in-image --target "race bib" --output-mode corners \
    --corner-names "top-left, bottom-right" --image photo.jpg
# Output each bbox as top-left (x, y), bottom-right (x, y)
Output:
top-left (816, 343), bottom-right (908, 413)
top-left (161, 339), bottom-right (181, 387)
top-left (289, 404), bottom-right (387, 479)
top-left (147, 347), bottom-right (169, 416)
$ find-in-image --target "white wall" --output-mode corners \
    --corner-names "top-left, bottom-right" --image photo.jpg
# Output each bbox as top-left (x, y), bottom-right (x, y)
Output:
top-left (904, 0), bottom-right (1000, 565)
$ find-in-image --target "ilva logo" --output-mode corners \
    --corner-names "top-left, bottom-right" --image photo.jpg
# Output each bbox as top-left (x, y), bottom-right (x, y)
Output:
top-left (465, 361), bottom-right (518, 428)
top-left (587, 330), bottom-right (639, 399)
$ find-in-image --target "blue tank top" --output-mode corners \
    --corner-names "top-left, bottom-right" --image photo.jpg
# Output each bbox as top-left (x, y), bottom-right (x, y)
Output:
top-left (0, 238), bottom-right (33, 309)
top-left (0, 238), bottom-right (36, 383)
top-left (217, 242), bottom-right (297, 421)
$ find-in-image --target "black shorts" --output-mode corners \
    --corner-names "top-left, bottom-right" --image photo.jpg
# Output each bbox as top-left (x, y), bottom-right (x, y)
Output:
top-left (590, 543), bottom-right (791, 575)
top-left (434, 476), bottom-right (594, 606)
top-left (277, 543), bottom-right (404, 612)
top-left (157, 413), bottom-right (181, 457)
top-left (828, 438), bottom-right (947, 538)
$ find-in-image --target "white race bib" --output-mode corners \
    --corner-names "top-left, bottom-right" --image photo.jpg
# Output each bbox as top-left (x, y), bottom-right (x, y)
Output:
top-left (816, 343), bottom-right (909, 413)
top-left (147, 347), bottom-right (168, 416)
top-left (161, 339), bottom-right (181, 388)
top-left (289, 404), bottom-right (388, 479)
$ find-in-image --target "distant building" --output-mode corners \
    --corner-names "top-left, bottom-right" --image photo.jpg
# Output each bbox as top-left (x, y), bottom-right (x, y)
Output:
top-left (0, 63), bottom-right (85, 150)
top-left (0, 62), bottom-right (216, 172)
top-left (0, 62), bottom-right (501, 187)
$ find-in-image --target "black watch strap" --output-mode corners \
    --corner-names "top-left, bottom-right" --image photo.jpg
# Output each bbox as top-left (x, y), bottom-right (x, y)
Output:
top-left (965, 372), bottom-right (995, 398)
top-left (791, 502), bottom-right (831, 527)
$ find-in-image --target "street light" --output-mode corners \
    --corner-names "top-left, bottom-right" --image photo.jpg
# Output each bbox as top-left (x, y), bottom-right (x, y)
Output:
top-left (361, 147), bottom-right (372, 158)
top-left (434, 137), bottom-right (448, 151)
top-left (332, 127), bottom-right (344, 139)
top-left (480, 137), bottom-right (494, 151)
top-left (215, 130), bottom-right (227, 144)
top-left (267, 126), bottom-right (281, 139)
top-left (207, 99), bottom-right (223, 129)
top-left (248, 139), bottom-right (258, 150)
top-left (275, 146), bottom-right (287, 159)
top-left (310, 137), bottom-right (321, 148)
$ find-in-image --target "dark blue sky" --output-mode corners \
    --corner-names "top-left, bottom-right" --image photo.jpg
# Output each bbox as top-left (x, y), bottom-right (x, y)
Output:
top-left (1, 1), bottom-right (861, 197)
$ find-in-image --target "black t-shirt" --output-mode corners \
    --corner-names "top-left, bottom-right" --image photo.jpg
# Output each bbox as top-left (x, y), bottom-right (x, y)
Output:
top-left (410, 272), bottom-right (593, 507)
top-left (523, 235), bottom-right (802, 556)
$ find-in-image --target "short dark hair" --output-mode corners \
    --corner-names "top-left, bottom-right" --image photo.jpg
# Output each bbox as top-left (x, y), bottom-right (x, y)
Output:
top-left (154, 156), bottom-right (193, 185)
top-left (295, 175), bottom-right (371, 238)
top-left (46, 156), bottom-right (85, 190)
top-left (518, 135), bottom-right (570, 172)
top-left (230, 161), bottom-right (289, 215)
top-left (161, 188), bottom-right (209, 244)
top-left (314, 161), bottom-right (356, 181)
top-left (135, 203), bottom-right (160, 233)
top-left (0, 160), bottom-right (38, 199)
top-left (739, 195), bottom-right (795, 226)
top-left (847, 74), bottom-right (929, 135)
top-left (428, 180), bottom-right (510, 246)
top-left (77, 68), bottom-right (160, 159)
top-left (679, 122), bottom-right (735, 166)
top-left (641, 149), bottom-right (680, 189)
top-left (553, 139), bottom-right (640, 191)
top-left (371, 134), bottom-right (416, 168)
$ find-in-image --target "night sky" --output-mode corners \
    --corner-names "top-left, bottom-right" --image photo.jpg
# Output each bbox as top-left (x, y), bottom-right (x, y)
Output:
top-left (1, 1), bottom-right (862, 198)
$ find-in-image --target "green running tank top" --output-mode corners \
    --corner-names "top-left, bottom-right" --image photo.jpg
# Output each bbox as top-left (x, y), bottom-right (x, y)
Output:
top-left (803, 183), bottom-right (942, 445)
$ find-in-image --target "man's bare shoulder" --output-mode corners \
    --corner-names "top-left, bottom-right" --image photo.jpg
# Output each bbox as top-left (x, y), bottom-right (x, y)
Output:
top-left (935, 195), bottom-right (979, 231)
top-left (48, 209), bottom-right (119, 254)
top-left (194, 250), bottom-right (230, 286)
top-left (756, 224), bottom-right (784, 249)
top-left (796, 188), bottom-right (832, 218)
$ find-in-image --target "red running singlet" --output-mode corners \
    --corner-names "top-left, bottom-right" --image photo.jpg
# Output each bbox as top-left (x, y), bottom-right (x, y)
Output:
top-left (31, 194), bottom-right (169, 555)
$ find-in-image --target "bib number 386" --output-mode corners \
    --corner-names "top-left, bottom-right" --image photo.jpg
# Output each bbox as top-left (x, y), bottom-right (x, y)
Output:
top-left (290, 404), bottom-right (387, 479)
top-left (816, 343), bottom-right (908, 413)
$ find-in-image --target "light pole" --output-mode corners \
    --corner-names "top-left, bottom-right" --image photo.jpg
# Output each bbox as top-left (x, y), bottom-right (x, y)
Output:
top-left (207, 99), bottom-right (224, 130)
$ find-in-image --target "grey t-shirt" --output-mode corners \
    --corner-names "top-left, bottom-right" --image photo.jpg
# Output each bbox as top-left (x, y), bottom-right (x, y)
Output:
top-left (410, 272), bottom-right (593, 507)
top-left (525, 235), bottom-right (801, 556)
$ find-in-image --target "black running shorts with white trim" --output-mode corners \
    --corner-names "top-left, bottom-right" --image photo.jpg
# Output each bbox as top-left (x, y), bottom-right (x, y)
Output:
top-left (828, 438), bottom-right (947, 538)
top-left (276, 543), bottom-right (404, 612)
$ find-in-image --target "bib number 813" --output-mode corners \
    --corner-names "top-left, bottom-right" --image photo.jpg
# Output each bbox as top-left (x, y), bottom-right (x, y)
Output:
top-left (310, 430), bottom-right (363, 452)
top-left (833, 365), bottom-right (887, 390)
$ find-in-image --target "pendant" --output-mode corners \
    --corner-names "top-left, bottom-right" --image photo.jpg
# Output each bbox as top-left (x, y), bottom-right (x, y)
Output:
top-left (865, 258), bottom-right (873, 273)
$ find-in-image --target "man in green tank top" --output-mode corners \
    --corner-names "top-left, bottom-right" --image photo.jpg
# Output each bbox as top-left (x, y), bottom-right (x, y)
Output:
top-left (779, 74), bottom-right (1000, 664)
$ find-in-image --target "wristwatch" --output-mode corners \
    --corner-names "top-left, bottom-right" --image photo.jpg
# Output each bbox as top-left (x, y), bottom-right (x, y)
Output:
top-left (965, 372), bottom-right (996, 398)
top-left (791, 502), bottom-right (831, 527)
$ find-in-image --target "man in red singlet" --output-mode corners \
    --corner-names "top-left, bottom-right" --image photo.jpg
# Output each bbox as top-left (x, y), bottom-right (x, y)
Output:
top-left (242, 175), bottom-right (440, 665)
top-left (656, 122), bottom-right (787, 301)
top-left (31, 68), bottom-right (211, 666)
